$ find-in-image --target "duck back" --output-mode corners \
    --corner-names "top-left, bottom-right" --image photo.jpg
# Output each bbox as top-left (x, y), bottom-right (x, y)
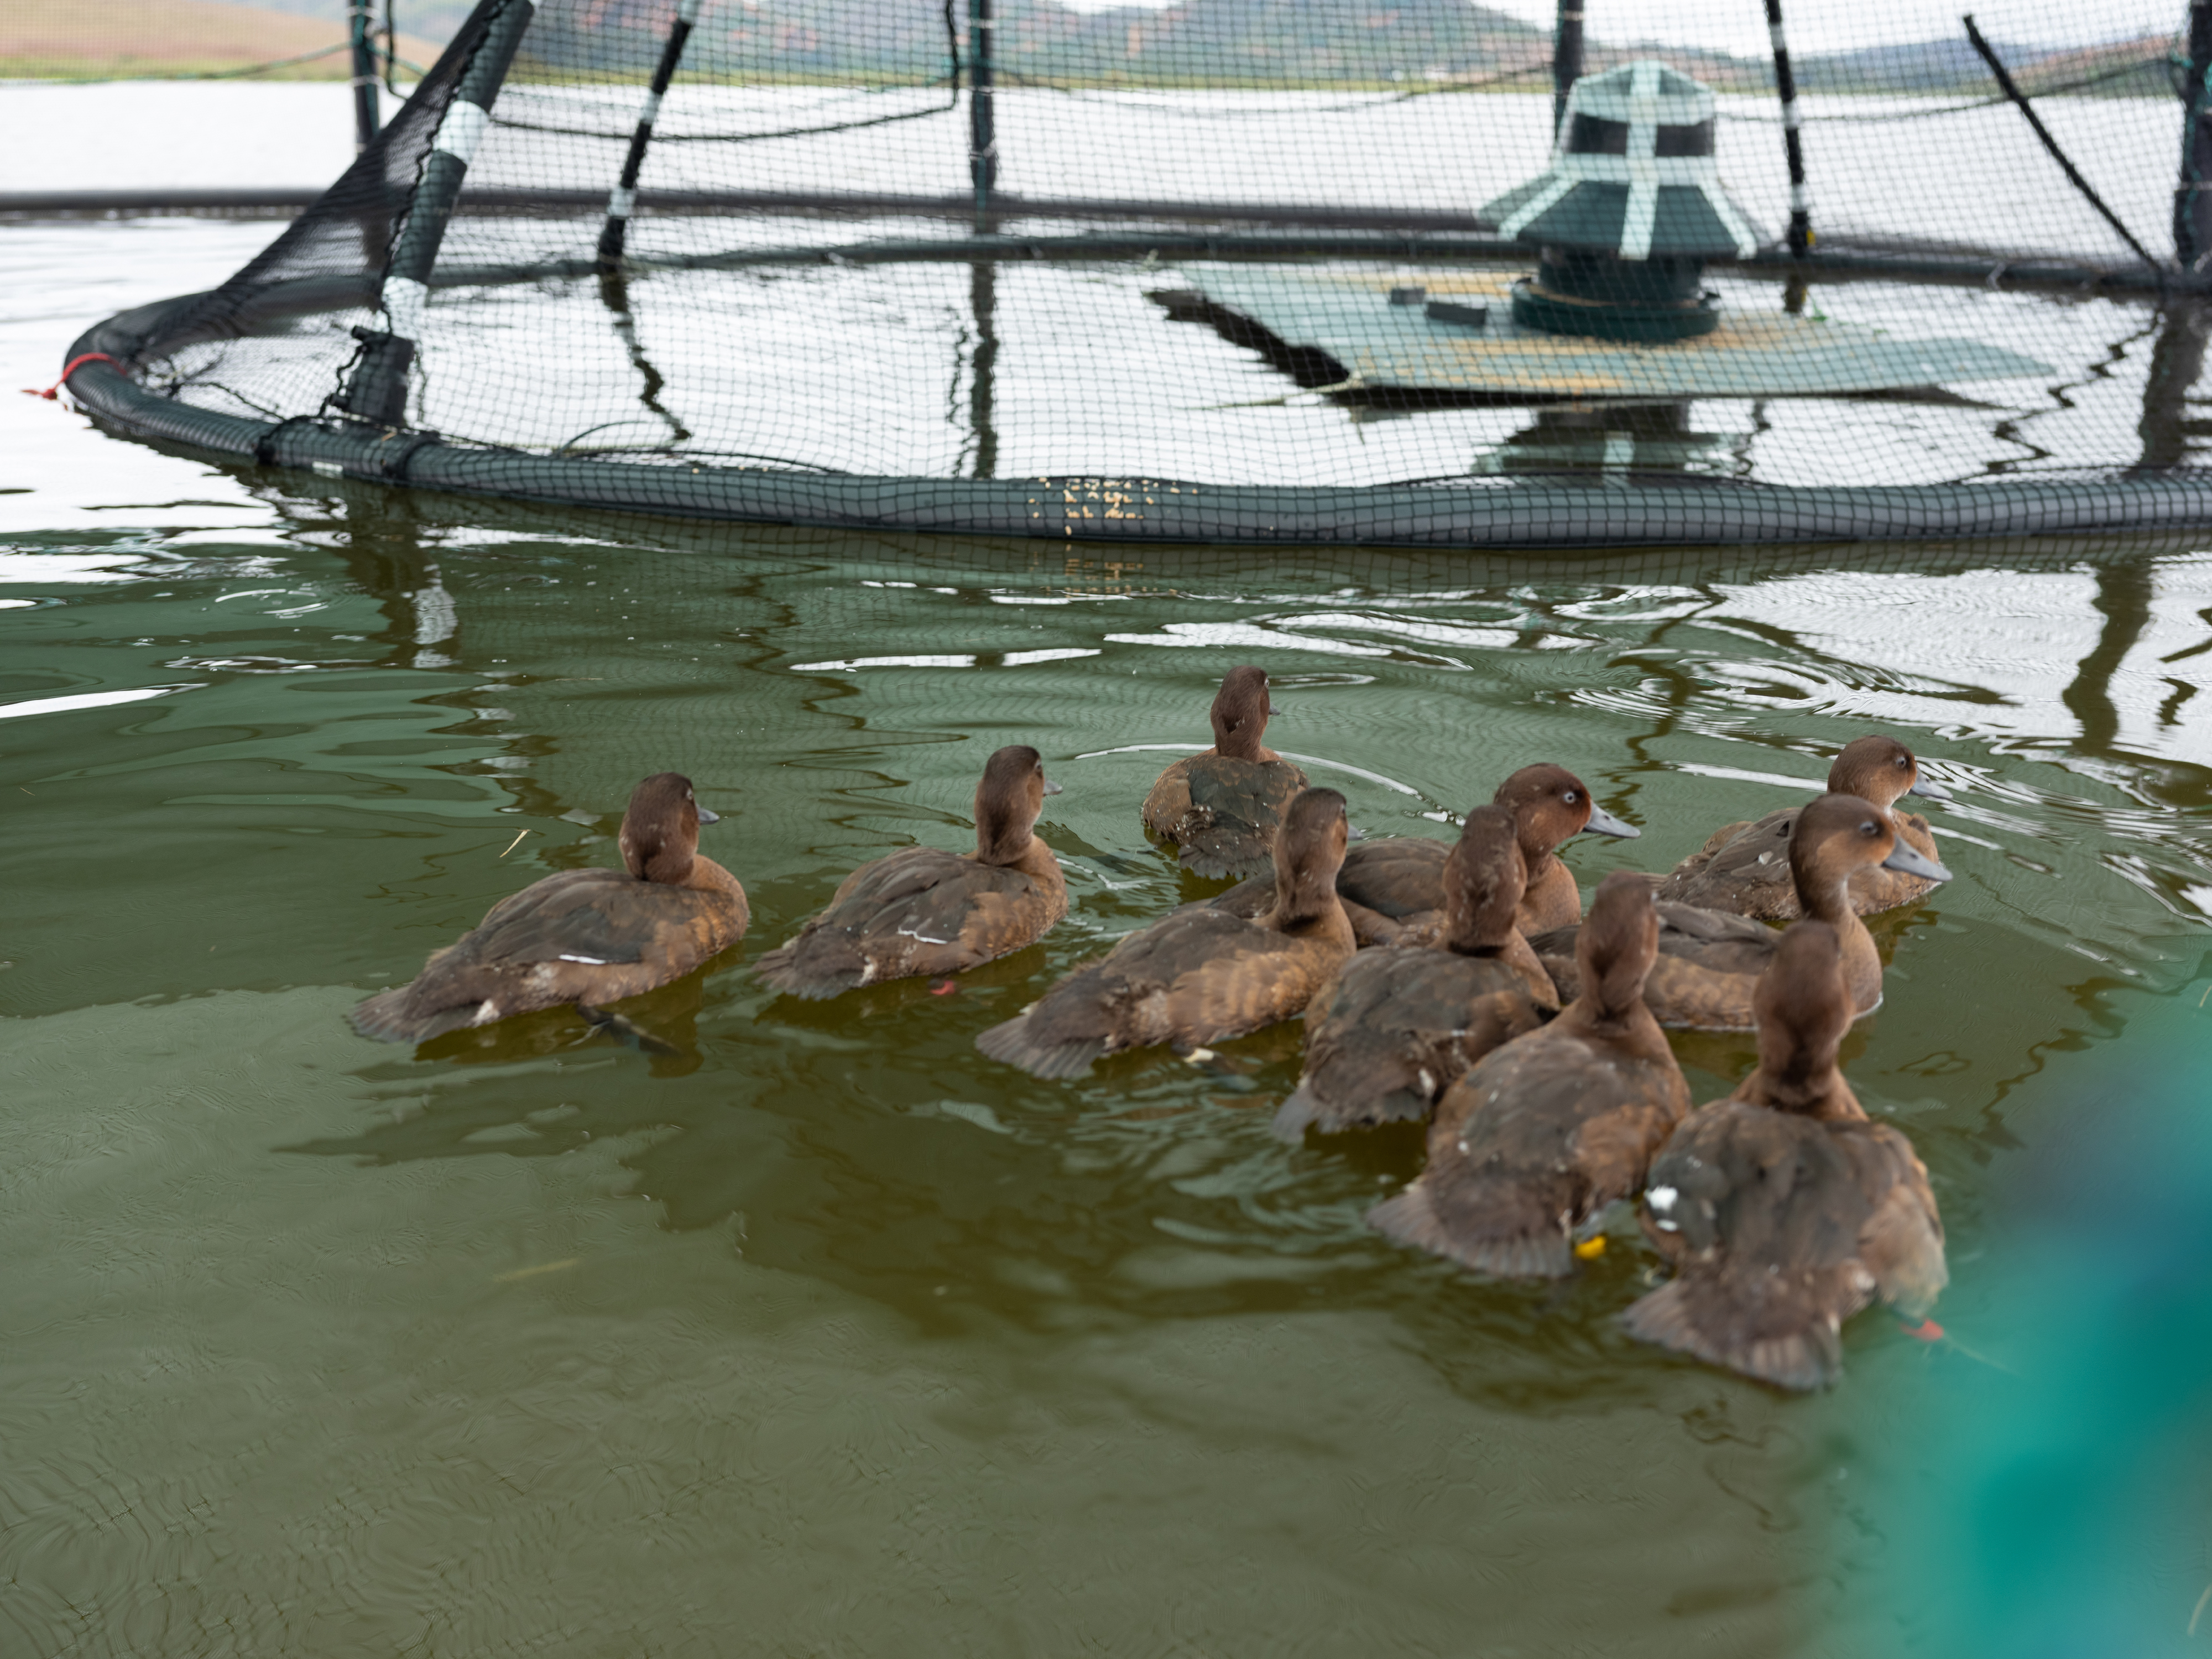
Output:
top-left (1624, 1100), bottom-right (1945, 1390)
top-left (1530, 901), bottom-right (1789, 1032)
top-left (754, 843), bottom-right (1066, 999)
top-left (349, 865), bottom-right (748, 1043)
top-left (1274, 948), bottom-right (1553, 1138)
top-left (1142, 754), bottom-right (1310, 881)
top-left (977, 906), bottom-right (1348, 1079)
top-left (1369, 1022), bottom-right (1688, 1277)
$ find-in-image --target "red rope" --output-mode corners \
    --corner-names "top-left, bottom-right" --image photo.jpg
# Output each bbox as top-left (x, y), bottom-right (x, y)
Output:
top-left (22, 353), bottom-right (119, 400)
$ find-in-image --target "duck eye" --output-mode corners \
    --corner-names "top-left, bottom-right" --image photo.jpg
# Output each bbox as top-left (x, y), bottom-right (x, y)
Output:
top-left (1562, 790), bottom-right (1578, 805)
top-left (1861, 820), bottom-right (1879, 836)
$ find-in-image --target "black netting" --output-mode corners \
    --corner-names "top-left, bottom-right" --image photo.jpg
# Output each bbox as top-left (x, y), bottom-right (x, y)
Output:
top-left (57, 0), bottom-right (2212, 545)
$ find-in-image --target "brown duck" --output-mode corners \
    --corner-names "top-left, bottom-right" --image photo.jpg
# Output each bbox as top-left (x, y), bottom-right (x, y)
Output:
top-left (349, 773), bottom-right (747, 1042)
top-left (1532, 792), bottom-right (1950, 1032)
top-left (1273, 804), bottom-right (1558, 1141)
top-left (978, 787), bottom-right (1355, 1079)
top-left (1653, 735), bottom-right (1951, 919)
top-left (1623, 919), bottom-right (1948, 1391)
top-left (1368, 872), bottom-right (1691, 1277)
top-left (1140, 665), bottom-right (1310, 881)
top-left (1213, 761), bottom-right (1636, 942)
top-left (753, 745), bottom-right (1067, 999)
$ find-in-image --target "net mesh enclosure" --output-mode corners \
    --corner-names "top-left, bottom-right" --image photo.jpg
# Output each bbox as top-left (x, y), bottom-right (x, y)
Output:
top-left (55, 0), bottom-right (2212, 546)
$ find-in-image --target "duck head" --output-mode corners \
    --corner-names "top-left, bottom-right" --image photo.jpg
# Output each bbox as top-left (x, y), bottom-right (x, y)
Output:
top-left (1441, 803), bottom-right (1528, 955)
top-left (1746, 920), bottom-right (1856, 1114)
top-left (974, 744), bottom-right (1061, 866)
top-left (1575, 868), bottom-right (1662, 1019)
top-left (618, 771), bottom-right (717, 884)
top-left (1787, 791), bottom-right (1953, 917)
top-left (1828, 734), bottom-right (1951, 810)
top-left (1271, 786), bottom-right (1350, 922)
top-left (1210, 665), bottom-right (1279, 761)
top-left (1492, 763), bottom-right (1639, 868)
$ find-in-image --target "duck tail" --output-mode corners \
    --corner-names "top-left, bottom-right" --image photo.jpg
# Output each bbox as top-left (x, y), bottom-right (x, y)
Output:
top-left (1621, 1272), bottom-right (1844, 1392)
top-left (751, 932), bottom-right (864, 1001)
top-left (1272, 1051), bottom-right (1429, 1141)
top-left (1177, 838), bottom-right (1272, 884)
top-left (974, 1011), bottom-right (1105, 1081)
top-left (346, 984), bottom-right (478, 1044)
top-left (1368, 1171), bottom-right (1573, 1279)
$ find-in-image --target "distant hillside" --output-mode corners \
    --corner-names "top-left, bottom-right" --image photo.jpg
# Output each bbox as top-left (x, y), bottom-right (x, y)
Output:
top-left (5, 0), bottom-right (2169, 94)
top-left (1, 0), bottom-right (442, 78)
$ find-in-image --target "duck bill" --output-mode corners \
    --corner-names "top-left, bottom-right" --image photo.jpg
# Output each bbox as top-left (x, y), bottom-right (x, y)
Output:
top-left (1041, 778), bottom-right (1063, 796)
top-left (1907, 776), bottom-right (1953, 802)
top-left (1881, 841), bottom-right (1950, 881)
top-left (1579, 804), bottom-right (1640, 840)
top-left (695, 806), bottom-right (721, 825)
top-left (1346, 823), bottom-right (1366, 841)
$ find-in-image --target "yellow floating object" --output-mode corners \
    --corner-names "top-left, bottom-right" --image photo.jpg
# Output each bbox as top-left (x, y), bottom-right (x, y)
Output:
top-left (1573, 1236), bottom-right (1606, 1260)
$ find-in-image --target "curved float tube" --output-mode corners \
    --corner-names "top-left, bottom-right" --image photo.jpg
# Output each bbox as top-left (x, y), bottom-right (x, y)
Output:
top-left (61, 292), bottom-right (2212, 550)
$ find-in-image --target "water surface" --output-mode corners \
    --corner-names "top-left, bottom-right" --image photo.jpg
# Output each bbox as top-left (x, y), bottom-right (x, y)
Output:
top-left (6, 473), bottom-right (2212, 1653)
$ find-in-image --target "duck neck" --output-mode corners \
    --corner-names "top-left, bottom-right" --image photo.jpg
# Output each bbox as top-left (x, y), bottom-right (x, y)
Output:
top-left (1266, 866), bottom-right (1351, 943)
top-left (974, 818), bottom-right (1034, 868)
top-left (1214, 726), bottom-right (1264, 761)
top-left (1790, 858), bottom-right (1853, 926)
top-left (1738, 1060), bottom-right (1865, 1123)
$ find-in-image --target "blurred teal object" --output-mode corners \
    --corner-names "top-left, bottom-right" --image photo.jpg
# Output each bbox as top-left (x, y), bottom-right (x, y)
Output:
top-left (1862, 976), bottom-right (2212, 1657)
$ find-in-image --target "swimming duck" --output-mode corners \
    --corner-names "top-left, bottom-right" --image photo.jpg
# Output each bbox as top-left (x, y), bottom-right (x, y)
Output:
top-left (1214, 762), bottom-right (1637, 941)
top-left (1140, 665), bottom-right (1310, 880)
top-left (1653, 735), bottom-right (1951, 919)
top-left (1531, 792), bottom-right (1950, 1032)
top-left (1623, 919), bottom-right (1947, 1391)
top-left (349, 773), bottom-right (747, 1042)
top-left (1367, 872), bottom-right (1691, 1277)
top-left (978, 787), bottom-right (1355, 1079)
top-left (753, 745), bottom-right (1067, 999)
top-left (1273, 804), bottom-right (1558, 1141)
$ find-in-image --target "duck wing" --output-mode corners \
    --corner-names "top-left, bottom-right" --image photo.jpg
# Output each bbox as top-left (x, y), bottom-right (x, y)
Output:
top-left (1528, 902), bottom-right (1777, 1025)
top-left (1275, 948), bottom-right (1548, 1139)
top-left (1334, 837), bottom-right (1449, 919)
top-left (756, 848), bottom-right (1062, 999)
top-left (977, 908), bottom-right (1334, 1079)
top-left (1652, 808), bottom-right (1799, 919)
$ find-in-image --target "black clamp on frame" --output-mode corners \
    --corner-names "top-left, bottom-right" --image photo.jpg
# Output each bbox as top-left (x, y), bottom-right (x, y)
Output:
top-left (337, 325), bottom-right (417, 429)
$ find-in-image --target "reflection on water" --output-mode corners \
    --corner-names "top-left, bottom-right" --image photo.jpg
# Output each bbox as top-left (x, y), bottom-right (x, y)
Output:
top-left (3, 493), bottom-right (2211, 1655)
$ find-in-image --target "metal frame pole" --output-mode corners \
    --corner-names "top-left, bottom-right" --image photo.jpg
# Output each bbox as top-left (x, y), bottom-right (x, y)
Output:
top-left (1762, 0), bottom-right (1809, 257)
top-left (2179, 0), bottom-right (2212, 269)
top-left (597, 0), bottom-right (703, 278)
top-left (341, 0), bottom-right (536, 427)
top-left (349, 0), bottom-right (382, 153)
top-left (1551, 0), bottom-right (1582, 143)
top-left (970, 0), bottom-right (995, 230)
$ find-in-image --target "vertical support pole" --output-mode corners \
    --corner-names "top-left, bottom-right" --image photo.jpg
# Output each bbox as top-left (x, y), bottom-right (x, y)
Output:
top-left (1550, 0), bottom-right (1582, 144)
top-left (1763, 0), bottom-right (1809, 259)
top-left (342, 0), bottom-right (536, 427)
top-left (2178, 0), bottom-right (2212, 270)
top-left (969, 260), bottom-right (998, 478)
top-left (349, 0), bottom-right (382, 153)
top-left (597, 0), bottom-right (702, 283)
top-left (969, 0), bottom-right (995, 232)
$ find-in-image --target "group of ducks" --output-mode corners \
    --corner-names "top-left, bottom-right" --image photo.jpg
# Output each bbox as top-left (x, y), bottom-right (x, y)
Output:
top-left (352, 665), bottom-right (1958, 1392)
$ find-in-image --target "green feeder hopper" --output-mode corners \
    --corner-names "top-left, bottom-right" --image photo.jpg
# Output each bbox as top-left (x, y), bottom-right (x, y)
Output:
top-left (1483, 61), bottom-right (1760, 343)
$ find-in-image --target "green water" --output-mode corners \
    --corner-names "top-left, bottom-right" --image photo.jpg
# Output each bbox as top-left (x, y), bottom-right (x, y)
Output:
top-left (6, 492), bottom-right (2212, 1656)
